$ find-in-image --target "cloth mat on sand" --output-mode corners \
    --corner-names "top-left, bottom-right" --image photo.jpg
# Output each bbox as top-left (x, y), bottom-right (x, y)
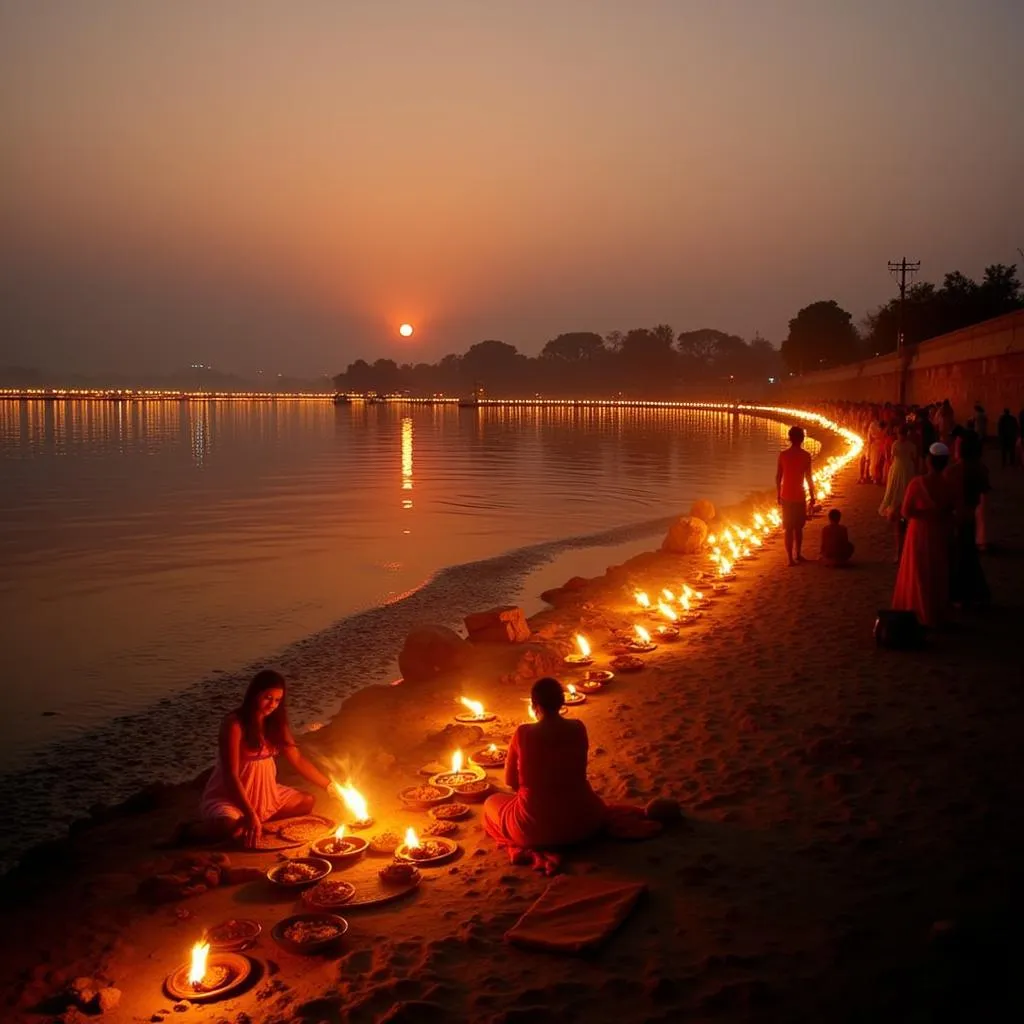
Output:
top-left (505, 875), bottom-right (646, 953)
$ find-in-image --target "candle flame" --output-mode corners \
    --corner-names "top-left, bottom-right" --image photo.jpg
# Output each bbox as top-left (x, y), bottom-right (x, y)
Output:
top-left (661, 588), bottom-right (675, 602)
top-left (459, 696), bottom-right (485, 718)
top-left (528, 702), bottom-right (537, 721)
top-left (695, 590), bottom-right (704, 600)
top-left (331, 782), bottom-right (369, 823)
top-left (568, 684), bottom-right (577, 696)
top-left (188, 942), bottom-right (210, 987)
top-left (575, 634), bottom-right (591, 657)
top-left (404, 827), bottom-right (420, 850)
top-left (635, 625), bottom-right (652, 644)
top-left (333, 823), bottom-right (346, 842)
top-left (719, 558), bottom-right (733, 576)
top-left (707, 534), bottom-right (717, 545)
top-left (487, 743), bottom-right (498, 754)
top-left (657, 601), bottom-right (677, 622)
top-left (451, 749), bottom-right (463, 774)
top-left (681, 594), bottom-right (691, 612)
top-left (634, 590), bottom-right (650, 609)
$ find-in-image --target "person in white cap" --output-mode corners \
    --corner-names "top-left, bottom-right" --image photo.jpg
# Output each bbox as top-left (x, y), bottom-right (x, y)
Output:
top-left (891, 442), bottom-right (955, 628)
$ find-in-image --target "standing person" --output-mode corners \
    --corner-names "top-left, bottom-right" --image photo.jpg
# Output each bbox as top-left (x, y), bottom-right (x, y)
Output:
top-left (973, 403), bottom-right (988, 445)
top-left (937, 399), bottom-right (955, 443)
top-left (892, 443), bottom-right (956, 629)
top-left (945, 433), bottom-right (990, 609)
top-left (997, 408), bottom-right (1019, 468)
top-left (776, 425), bottom-right (815, 566)
top-left (879, 423), bottom-right (919, 564)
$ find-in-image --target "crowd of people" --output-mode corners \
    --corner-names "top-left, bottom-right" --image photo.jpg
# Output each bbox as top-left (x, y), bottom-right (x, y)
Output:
top-left (806, 397), bottom-right (1016, 630)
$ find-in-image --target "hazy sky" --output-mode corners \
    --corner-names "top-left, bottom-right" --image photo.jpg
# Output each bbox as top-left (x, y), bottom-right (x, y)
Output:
top-left (2, 1), bottom-right (1022, 377)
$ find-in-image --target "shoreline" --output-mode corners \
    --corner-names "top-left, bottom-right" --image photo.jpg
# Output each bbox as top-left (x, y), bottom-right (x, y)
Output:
top-left (0, 404), bottom-right (837, 872)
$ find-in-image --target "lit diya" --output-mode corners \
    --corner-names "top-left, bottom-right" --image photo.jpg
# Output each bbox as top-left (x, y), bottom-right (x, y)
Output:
top-left (655, 624), bottom-right (681, 641)
top-left (429, 749), bottom-right (486, 789)
top-left (330, 782), bottom-right (374, 830)
top-left (455, 696), bottom-right (496, 724)
top-left (395, 827), bottom-right (459, 865)
top-left (717, 558), bottom-right (737, 582)
top-left (563, 634), bottom-right (593, 666)
top-left (626, 625), bottom-right (657, 653)
top-left (164, 941), bottom-right (253, 1003)
top-left (469, 743), bottom-right (508, 769)
top-left (634, 590), bottom-right (651, 612)
top-left (564, 683), bottom-right (587, 706)
top-left (310, 824), bottom-right (369, 864)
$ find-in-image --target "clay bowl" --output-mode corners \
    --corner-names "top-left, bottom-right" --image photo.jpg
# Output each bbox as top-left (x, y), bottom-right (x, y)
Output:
top-left (450, 778), bottom-right (492, 803)
top-left (469, 746), bottom-right (508, 770)
top-left (271, 913), bottom-right (349, 956)
top-left (164, 952), bottom-right (253, 1002)
top-left (395, 836), bottom-right (459, 866)
top-left (205, 918), bottom-right (262, 953)
top-left (309, 835), bottom-right (369, 866)
top-left (428, 765), bottom-right (485, 789)
top-left (266, 857), bottom-right (332, 890)
top-left (398, 784), bottom-right (454, 810)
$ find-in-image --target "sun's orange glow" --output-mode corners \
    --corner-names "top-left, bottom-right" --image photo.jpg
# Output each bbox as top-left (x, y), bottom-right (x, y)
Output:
top-left (399, 323), bottom-right (414, 337)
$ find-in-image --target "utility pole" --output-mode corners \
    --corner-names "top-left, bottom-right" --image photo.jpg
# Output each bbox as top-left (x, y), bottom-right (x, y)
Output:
top-left (888, 257), bottom-right (920, 405)
top-left (888, 258), bottom-right (921, 356)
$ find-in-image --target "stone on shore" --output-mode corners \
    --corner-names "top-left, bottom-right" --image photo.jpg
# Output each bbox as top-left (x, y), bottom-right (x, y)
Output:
top-left (661, 515), bottom-right (708, 554)
top-left (398, 626), bottom-right (474, 683)
top-left (496, 643), bottom-right (564, 686)
top-left (691, 498), bottom-right (716, 522)
top-left (464, 606), bottom-right (530, 644)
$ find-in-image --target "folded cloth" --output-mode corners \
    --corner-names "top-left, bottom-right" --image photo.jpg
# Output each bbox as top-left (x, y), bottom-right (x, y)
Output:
top-left (505, 875), bottom-right (646, 953)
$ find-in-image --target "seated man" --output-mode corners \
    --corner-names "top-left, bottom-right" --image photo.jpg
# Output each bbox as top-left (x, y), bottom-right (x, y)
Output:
top-left (819, 508), bottom-right (855, 567)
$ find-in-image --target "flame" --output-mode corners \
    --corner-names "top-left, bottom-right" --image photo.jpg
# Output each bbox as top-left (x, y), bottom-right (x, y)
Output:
top-left (657, 601), bottom-right (677, 622)
top-left (487, 743), bottom-right (498, 754)
top-left (451, 749), bottom-right (463, 774)
top-left (575, 634), bottom-right (591, 657)
top-left (404, 827), bottom-right (420, 850)
top-left (742, 547), bottom-right (752, 558)
top-left (753, 513), bottom-right (765, 527)
top-left (527, 702), bottom-right (537, 721)
top-left (634, 590), bottom-right (650, 609)
top-left (459, 696), bottom-right (485, 718)
top-left (722, 529), bottom-right (734, 543)
top-left (680, 594), bottom-right (691, 612)
top-left (332, 782), bottom-right (369, 823)
top-left (707, 534), bottom-right (717, 545)
top-left (333, 823), bottom-right (346, 842)
top-left (635, 625), bottom-right (652, 644)
top-left (751, 535), bottom-right (762, 547)
top-left (567, 684), bottom-right (577, 696)
top-left (719, 558), bottom-right (733, 576)
top-left (709, 550), bottom-right (721, 563)
top-left (695, 590), bottom-right (704, 601)
top-left (188, 941), bottom-right (210, 987)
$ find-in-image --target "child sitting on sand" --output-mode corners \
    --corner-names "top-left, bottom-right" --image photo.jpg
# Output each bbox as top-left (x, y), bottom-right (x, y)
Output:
top-left (819, 509), bottom-right (854, 567)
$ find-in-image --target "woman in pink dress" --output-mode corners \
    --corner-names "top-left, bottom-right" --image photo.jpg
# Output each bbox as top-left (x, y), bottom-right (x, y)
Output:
top-left (892, 443), bottom-right (955, 629)
top-left (484, 678), bottom-right (606, 853)
top-left (197, 669), bottom-right (332, 848)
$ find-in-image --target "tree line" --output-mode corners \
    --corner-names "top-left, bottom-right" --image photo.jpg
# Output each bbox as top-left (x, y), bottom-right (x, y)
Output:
top-left (334, 260), bottom-right (1022, 396)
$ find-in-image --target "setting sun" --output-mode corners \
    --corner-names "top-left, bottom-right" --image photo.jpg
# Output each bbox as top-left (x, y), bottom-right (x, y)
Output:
top-left (399, 323), bottom-right (414, 338)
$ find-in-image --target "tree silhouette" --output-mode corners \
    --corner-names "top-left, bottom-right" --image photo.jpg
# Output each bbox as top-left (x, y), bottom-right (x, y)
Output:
top-left (781, 301), bottom-right (860, 373)
top-left (540, 332), bottom-right (606, 362)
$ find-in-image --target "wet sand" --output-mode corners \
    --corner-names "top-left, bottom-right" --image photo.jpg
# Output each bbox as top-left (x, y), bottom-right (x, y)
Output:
top-left (2, 439), bottom-right (1023, 1023)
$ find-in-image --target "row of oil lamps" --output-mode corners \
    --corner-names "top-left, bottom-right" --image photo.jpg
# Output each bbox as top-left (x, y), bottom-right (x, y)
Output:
top-left (175, 406), bottom-right (864, 995)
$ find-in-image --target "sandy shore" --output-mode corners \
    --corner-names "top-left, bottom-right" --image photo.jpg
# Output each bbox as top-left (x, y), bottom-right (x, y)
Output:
top-left (3, 426), bottom-right (1023, 1023)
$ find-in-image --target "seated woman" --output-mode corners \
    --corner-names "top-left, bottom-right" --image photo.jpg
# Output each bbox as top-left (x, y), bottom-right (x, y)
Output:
top-left (193, 669), bottom-right (333, 848)
top-left (484, 677), bottom-right (606, 856)
top-left (819, 508), bottom-right (855, 567)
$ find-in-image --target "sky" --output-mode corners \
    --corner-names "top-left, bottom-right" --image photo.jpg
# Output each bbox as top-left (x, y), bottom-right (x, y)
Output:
top-left (1, 0), bottom-right (1022, 378)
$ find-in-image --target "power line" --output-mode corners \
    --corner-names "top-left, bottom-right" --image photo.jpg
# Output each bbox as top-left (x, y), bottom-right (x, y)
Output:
top-left (888, 258), bottom-right (921, 357)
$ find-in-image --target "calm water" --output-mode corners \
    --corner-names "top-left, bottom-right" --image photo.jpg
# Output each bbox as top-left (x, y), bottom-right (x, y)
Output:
top-left (0, 399), bottom-right (810, 862)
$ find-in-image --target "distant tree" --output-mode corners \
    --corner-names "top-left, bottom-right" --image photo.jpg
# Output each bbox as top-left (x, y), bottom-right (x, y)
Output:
top-left (372, 358), bottom-right (401, 392)
top-left (461, 339), bottom-right (528, 394)
top-left (676, 328), bottom-right (723, 371)
top-left (781, 300), bottom-right (860, 373)
top-left (604, 329), bottom-right (625, 352)
top-left (540, 332), bottom-right (606, 362)
top-left (650, 323), bottom-right (676, 348)
top-left (748, 335), bottom-right (783, 379)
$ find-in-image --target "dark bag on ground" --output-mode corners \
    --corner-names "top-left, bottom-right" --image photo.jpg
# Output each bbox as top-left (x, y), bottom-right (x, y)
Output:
top-left (874, 610), bottom-right (924, 649)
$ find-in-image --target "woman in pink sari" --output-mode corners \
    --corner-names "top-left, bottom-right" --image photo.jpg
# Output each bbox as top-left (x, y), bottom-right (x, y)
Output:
top-left (892, 443), bottom-right (955, 629)
top-left (484, 678), bottom-right (606, 863)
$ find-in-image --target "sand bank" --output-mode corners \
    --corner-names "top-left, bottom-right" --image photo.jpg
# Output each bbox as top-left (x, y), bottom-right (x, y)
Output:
top-left (3, 414), bottom-right (1023, 1023)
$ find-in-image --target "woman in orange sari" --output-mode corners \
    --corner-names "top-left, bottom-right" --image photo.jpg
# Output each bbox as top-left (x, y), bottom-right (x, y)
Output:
top-left (484, 677), bottom-right (606, 864)
top-left (892, 443), bottom-right (955, 629)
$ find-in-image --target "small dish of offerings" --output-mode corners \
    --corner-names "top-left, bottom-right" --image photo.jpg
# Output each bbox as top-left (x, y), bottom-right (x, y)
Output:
top-left (609, 654), bottom-right (645, 673)
top-left (271, 913), bottom-right (349, 955)
top-left (469, 744), bottom-right (508, 769)
top-left (276, 815), bottom-right (335, 845)
top-left (398, 783), bottom-right (454, 810)
top-left (579, 669), bottom-right (613, 692)
top-left (266, 857), bottom-right (332, 889)
top-left (309, 827), bottom-right (369, 865)
top-left (368, 831), bottom-right (402, 856)
top-left (302, 877), bottom-right (356, 910)
top-left (206, 918), bottom-right (261, 952)
top-left (428, 750), bottom-right (486, 790)
top-left (423, 819), bottom-right (459, 837)
top-left (428, 802), bottom-right (471, 822)
top-left (450, 778), bottom-right (491, 802)
top-left (378, 862), bottom-right (421, 887)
